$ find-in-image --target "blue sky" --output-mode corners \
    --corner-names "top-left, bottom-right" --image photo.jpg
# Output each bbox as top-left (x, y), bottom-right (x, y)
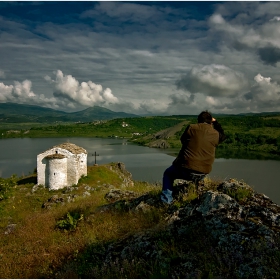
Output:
top-left (1, 1), bottom-right (280, 115)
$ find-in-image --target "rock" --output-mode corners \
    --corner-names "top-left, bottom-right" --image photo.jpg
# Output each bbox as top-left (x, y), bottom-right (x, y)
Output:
top-left (84, 185), bottom-right (92, 191)
top-left (66, 194), bottom-right (77, 203)
top-left (42, 195), bottom-right (64, 209)
top-left (63, 186), bottom-right (76, 193)
top-left (85, 178), bottom-right (280, 279)
top-left (83, 191), bottom-right (91, 197)
top-left (104, 189), bottom-right (139, 203)
top-left (135, 201), bottom-right (153, 213)
top-left (196, 191), bottom-right (241, 217)
top-left (31, 184), bottom-right (39, 193)
top-left (148, 139), bottom-right (170, 149)
top-left (107, 162), bottom-right (134, 187)
top-left (4, 224), bottom-right (17, 235)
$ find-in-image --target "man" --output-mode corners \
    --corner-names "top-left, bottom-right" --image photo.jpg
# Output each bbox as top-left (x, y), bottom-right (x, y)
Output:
top-left (161, 110), bottom-right (226, 204)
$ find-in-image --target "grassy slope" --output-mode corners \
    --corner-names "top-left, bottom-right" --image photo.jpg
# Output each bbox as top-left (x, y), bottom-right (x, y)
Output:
top-left (0, 116), bottom-right (185, 139)
top-left (1, 165), bottom-right (280, 278)
top-left (0, 164), bottom-right (162, 278)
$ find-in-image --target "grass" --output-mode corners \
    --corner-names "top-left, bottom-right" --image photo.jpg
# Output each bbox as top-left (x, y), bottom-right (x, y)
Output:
top-left (1, 164), bottom-right (279, 278)
top-left (224, 186), bottom-right (253, 202)
top-left (0, 163), bottom-right (165, 278)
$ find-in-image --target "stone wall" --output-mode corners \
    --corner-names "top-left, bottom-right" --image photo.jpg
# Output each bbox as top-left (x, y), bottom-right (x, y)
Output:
top-left (37, 145), bottom-right (87, 190)
top-left (47, 156), bottom-right (67, 190)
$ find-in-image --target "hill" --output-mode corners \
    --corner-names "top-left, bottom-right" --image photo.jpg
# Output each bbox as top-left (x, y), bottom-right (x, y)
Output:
top-left (0, 102), bottom-right (138, 123)
top-left (1, 163), bottom-right (280, 278)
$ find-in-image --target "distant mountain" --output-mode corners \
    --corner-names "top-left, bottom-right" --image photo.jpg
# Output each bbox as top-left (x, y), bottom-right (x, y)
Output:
top-left (0, 102), bottom-right (138, 123)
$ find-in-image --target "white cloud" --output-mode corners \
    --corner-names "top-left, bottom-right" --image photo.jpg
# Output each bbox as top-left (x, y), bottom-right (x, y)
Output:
top-left (206, 96), bottom-right (220, 106)
top-left (0, 73), bottom-right (119, 112)
top-left (192, 73), bottom-right (280, 113)
top-left (13, 80), bottom-right (35, 98)
top-left (176, 64), bottom-right (249, 97)
top-left (138, 99), bottom-right (169, 114)
top-left (208, 3), bottom-right (280, 65)
top-left (254, 73), bottom-right (271, 83)
top-left (270, 16), bottom-right (280, 22)
top-left (46, 70), bottom-right (119, 107)
top-left (1, 2), bottom-right (280, 115)
top-left (247, 74), bottom-right (280, 106)
top-left (0, 80), bottom-right (35, 102)
top-left (81, 2), bottom-right (157, 23)
top-left (209, 14), bottom-right (226, 25)
top-left (0, 82), bottom-right (13, 101)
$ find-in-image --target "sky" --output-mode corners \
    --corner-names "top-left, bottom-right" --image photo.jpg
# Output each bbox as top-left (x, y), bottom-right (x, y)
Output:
top-left (1, 1), bottom-right (280, 116)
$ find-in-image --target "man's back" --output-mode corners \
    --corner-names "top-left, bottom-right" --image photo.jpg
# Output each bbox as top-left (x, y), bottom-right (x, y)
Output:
top-left (173, 123), bottom-right (219, 173)
top-left (161, 111), bottom-right (226, 204)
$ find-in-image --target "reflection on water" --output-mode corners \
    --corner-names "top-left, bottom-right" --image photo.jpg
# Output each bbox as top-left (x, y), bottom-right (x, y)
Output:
top-left (1, 138), bottom-right (280, 204)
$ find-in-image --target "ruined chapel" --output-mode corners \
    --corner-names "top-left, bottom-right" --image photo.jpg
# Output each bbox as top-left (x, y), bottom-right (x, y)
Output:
top-left (37, 142), bottom-right (87, 190)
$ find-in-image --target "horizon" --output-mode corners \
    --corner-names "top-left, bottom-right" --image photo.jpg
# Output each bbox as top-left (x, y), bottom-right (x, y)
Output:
top-left (2, 101), bottom-right (279, 117)
top-left (1, 1), bottom-right (280, 115)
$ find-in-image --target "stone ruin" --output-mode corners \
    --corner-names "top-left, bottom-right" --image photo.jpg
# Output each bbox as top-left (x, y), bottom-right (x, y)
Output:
top-left (37, 142), bottom-right (87, 190)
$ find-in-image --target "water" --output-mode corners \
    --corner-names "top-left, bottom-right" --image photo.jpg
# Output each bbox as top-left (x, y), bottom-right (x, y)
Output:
top-left (1, 137), bottom-right (280, 204)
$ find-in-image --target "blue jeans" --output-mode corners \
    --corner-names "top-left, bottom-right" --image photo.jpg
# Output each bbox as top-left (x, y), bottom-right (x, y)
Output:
top-left (161, 165), bottom-right (206, 204)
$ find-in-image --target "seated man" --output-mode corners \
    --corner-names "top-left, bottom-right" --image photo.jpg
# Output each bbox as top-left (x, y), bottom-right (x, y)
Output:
top-left (161, 110), bottom-right (226, 204)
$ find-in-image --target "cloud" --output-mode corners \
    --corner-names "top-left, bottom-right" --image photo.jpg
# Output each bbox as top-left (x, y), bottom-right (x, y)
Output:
top-left (0, 79), bottom-right (68, 110)
top-left (245, 74), bottom-right (280, 108)
top-left (170, 70), bottom-right (280, 114)
top-left (169, 91), bottom-right (195, 105)
top-left (188, 73), bottom-right (280, 113)
top-left (176, 64), bottom-right (249, 97)
top-left (208, 3), bottom-right (280, 66)
top-left (81, 2), bottom-right (159, 23)
top-left (0, 79), bottom-right (35, 102)
top-left (270, 16), bottom-right (280, 22)
top-left (0, 71), bottom-right (120, 112)
top-left (138, 99), bottom-right (169, 114)
top-left (257, 44), bottom-right (280, 66)
top-left (46, 70), bottom-right (119, 107)
top-left (1, 1), bottom-right (280, 116)
top-left (209, 14), bottom-right (226, 25)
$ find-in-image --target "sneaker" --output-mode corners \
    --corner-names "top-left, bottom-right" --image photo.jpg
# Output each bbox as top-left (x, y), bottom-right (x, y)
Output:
top-left (160, 189), bottom-right (173, 204)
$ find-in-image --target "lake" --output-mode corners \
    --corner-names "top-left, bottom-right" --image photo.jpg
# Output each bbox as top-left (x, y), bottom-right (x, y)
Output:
top-left (1, 137), bottom-right (280, 204)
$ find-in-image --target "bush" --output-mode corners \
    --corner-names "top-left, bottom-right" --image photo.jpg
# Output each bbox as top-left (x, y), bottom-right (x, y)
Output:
top-left (56, 212), bottom-right (84, 231)
top-left (224, 187), bottom-right (252, 202)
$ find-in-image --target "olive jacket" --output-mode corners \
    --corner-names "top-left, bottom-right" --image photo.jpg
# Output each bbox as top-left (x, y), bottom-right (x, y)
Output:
top-left (173, 121), bottom-right (226, 174)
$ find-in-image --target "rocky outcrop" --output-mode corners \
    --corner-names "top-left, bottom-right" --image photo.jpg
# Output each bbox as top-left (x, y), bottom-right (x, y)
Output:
top-left (106, 162), bottom-right (134, 187)
top-left (86, 178), bottom-right (280, 278)
top-left (148, 139), bottom-right (170, 148)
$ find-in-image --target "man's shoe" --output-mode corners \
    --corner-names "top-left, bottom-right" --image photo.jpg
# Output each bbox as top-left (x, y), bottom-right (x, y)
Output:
top-left (160, 189), bottom-right (173, 204)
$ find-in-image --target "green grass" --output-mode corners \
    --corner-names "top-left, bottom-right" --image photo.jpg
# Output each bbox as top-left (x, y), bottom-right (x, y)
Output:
top-left (0, 164), bottom-right (165, 278)
top-left (223, 185), bottom-right (253, 202)
top-left (1, 164), bottom-right (280, 278)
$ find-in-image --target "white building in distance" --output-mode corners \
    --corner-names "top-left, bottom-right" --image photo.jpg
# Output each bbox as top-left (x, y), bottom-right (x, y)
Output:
top-left (37, 142), bottom-right (87, 190)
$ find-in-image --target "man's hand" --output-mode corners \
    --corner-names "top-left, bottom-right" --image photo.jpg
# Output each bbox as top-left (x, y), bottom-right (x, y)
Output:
top-left (212, 117), bottom-right (216, 122)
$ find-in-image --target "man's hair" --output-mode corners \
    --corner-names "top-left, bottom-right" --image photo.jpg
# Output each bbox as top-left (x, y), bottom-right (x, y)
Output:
top-left (197, 110), bottom-right (212, 124)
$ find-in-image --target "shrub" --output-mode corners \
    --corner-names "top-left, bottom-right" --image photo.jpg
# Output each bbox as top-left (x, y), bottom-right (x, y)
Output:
top-left (56, 212), bottom-right (84, 231)
top-left (224, 187), bottom-right (252, 202)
